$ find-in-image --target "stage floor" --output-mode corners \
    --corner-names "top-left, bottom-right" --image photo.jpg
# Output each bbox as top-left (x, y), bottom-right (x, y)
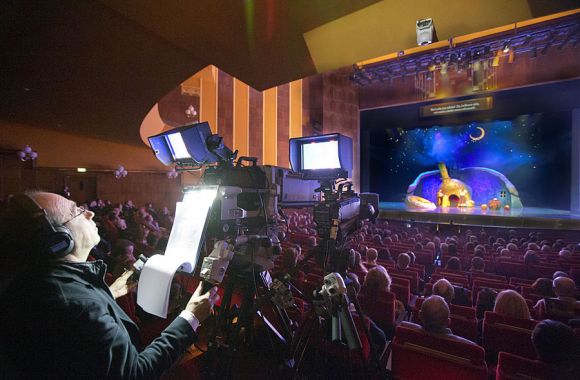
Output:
top-left (378, 202), bottom-right (580, 230)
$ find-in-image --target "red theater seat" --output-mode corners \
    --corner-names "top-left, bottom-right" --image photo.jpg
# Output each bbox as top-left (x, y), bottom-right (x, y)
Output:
top-left (482, 311), bottom-right (538, 363)
top-left (390, 269), bottom-right (419, 294)
top-left (496, 352), bottom-right (580, 380)
top-left (527, 264), bottom-right (558, 280)
top-left (495, 261), bottom-right (527, 279)
top-left (431, 273), bottom-right (470, 288)
top-left (390, 277), bottom-right (411, 306)
top-left (471, 272), bottom-right (507, 284)
top-left (358, 289), bottom-right (396, 336)
top-left (391, 323), bottom-right (487, 380)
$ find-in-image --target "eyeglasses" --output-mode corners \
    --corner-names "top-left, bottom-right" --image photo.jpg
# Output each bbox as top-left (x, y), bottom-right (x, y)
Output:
top-left (62, 206), bottom-right (87, 225)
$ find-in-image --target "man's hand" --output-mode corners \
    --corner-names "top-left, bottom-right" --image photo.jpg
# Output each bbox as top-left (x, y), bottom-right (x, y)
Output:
top-left (109, 270), bottom-right (138, 299)
top-left (185, 283), bottom-right (219, 323)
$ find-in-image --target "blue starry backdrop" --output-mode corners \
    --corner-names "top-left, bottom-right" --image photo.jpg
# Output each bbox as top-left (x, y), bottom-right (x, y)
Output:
top-left (368, 112), bottom-right (571, 209)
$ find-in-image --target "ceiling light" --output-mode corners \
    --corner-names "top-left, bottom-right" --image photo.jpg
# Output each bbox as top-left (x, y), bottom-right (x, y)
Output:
top-left (502, 40), bottom-right (511, 53)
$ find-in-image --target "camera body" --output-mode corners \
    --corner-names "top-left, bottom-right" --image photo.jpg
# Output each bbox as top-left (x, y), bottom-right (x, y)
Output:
top-left (319, 272), bottom-right (347, 298)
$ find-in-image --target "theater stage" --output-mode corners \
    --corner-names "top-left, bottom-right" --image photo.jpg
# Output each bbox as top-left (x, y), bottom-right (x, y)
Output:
top-left (378, 202), bottom-right (580, 230)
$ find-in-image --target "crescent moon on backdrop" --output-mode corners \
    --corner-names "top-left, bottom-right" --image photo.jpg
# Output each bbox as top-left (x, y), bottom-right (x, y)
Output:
top-left (469, 126), bottom-right (486, 141)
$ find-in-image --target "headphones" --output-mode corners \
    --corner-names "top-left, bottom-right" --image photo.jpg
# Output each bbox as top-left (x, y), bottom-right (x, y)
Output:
top-left (12, 194), bottom-right (75, 258)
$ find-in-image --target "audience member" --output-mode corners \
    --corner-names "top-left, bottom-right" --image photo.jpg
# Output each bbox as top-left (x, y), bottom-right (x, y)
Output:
top-left (493, 289), bottom-right (531, 319)
top-left (445, 257), bottom-right (461, 271)
top-left (364, 247), bottom-right (378, 269)
top-left (470, 256), bottom-right (485, 272)
top-left (552, 277), bottom-right (580, 305)
top-left (432, 279), bottom-right (454, 304)
top-left (530, 278), bottom-right (556, 298)
top-left (396, 252), bottom-right (410, 271)
top-left (404, 295), bottom-right (477, 344)
top-left (378, 247), bottom-right (392, 261)
top-left (524, 250), bottom-right (540, 265)
top-left (363, 266), bottom-right (405, 318)
top-left (109, 239), bottom-right (137, 279)
top-left (553, 271), bottom-right (570, 279)
top-left (532, 320), bottom-right (579, 370)
top-left (279, 247), bottom-right (305, 282)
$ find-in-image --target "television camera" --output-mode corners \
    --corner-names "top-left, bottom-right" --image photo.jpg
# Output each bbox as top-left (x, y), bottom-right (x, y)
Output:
top-left (289, 133), bottom-right (379, 272)
top-left (139, 122), bottom-right (380, 377)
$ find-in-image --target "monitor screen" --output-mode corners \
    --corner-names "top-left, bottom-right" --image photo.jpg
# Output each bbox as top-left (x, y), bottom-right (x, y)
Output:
top-left (301, 140), bottom-right (341, 170)
top-left (166, 132), bottom-right (190, 160)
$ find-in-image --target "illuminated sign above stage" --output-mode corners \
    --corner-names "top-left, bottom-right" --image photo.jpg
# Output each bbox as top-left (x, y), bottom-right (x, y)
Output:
top-left (420, 97), bottom-right (493, 117)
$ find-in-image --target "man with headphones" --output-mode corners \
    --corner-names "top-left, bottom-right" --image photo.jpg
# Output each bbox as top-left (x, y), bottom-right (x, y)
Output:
top-left (0, 191), bottom-right (219, 379)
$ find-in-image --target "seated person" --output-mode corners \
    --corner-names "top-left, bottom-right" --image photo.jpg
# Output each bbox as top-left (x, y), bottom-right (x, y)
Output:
top-left (278, 247), bottom-right (305, 282)
top-left (348, 249), bottom-right (368, 275)
top-left (470, 256), bottom-right (485, 273)
top-left (407, 251), bottom-right (416, 265)
top-left (474, 245), bottom-right (486, 258)
top-left (396, 252), bottom-right (411, 271)
top-left (363, 266), bottom-right (405, 318)
top-left (445, 257), bottom-right (462, 271)
top-left (378, 247), bottom-right (392, 261)
top-left (534, 276), bottom-right (580, 319)
top-left (553, 271), bottom-right (570, 280)
top-left (432, 279), bottom-right (455, 305)
top-left (494, 289), bottom-right (531, 320)
top-left (432, 278), bottom-right (471, 306)
top-left (530, 278), bottom-right (555, 298)
top-left (524, 250), bottom-right (540, 266)
top-left (364, 247), bottom-right (378, 269)
top-left (346, 273), bottom-right (387, 353)
top-left (532, 320), bottom-right (579, 374)
top-left (109, 239), bottom-right (137, 280)
top-left (403, 295), bottom-right (477, 345)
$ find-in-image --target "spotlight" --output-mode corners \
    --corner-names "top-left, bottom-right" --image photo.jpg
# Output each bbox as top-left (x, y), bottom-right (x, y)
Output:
top-left (502, 40), bottom-right (511, 53)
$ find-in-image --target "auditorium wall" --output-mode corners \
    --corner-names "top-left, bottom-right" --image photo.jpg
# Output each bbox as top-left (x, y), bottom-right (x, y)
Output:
top-left (0, 66), bottom-right (362, 204)
top-left (0, 121), bottom-right (181, 207)
top-left (168, 65), bottom-right (360, 187)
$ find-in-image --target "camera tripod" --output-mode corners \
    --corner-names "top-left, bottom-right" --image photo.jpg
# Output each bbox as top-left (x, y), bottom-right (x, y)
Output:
top-left (201, 266), bottom-right (297, 379)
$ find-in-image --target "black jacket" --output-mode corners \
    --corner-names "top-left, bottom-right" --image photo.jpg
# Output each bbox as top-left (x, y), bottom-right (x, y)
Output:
top-left (0, 260), bottom-right (195, 379)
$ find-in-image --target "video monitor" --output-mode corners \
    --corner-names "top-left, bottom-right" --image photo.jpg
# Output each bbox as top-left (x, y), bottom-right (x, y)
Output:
top-left (148, 122), bottom-right (220, 166)
top-left (289, 133), bottom-right (353, 180)
top-left (302, 140), bottom-right (341, 170)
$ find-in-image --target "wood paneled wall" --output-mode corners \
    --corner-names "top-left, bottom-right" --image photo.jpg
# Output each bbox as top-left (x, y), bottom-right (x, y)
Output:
top-left (209, 67), bottom-right (308, 169)
top-left (0, 150), bottom-right (181, 207)
top-left (321, 68), bottom-right (360, 190)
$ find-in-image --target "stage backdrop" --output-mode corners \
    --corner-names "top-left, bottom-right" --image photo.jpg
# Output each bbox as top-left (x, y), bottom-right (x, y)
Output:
top-left (365, 111), bottom-right (571, 210)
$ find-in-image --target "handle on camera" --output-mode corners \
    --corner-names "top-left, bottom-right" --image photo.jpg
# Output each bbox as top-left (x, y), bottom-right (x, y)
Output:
top-left (236, 156), bottom-right (257, 167)
top-left (200, 280), bottom-right (216, 294)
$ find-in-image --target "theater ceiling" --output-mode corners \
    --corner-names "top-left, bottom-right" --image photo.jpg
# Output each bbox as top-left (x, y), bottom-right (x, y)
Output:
top-left (1, 0), bottom-right (577, 146)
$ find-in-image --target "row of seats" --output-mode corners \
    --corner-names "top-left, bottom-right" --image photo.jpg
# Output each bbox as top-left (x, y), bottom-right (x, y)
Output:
top-left (391, 323), bottom-right (578, 380)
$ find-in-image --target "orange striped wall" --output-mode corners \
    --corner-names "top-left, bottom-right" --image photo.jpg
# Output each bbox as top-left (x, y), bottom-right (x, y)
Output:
top-left (190, 66), bottom-right (360, 189)
top-left (198, 66), bottom-right (305, 169)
